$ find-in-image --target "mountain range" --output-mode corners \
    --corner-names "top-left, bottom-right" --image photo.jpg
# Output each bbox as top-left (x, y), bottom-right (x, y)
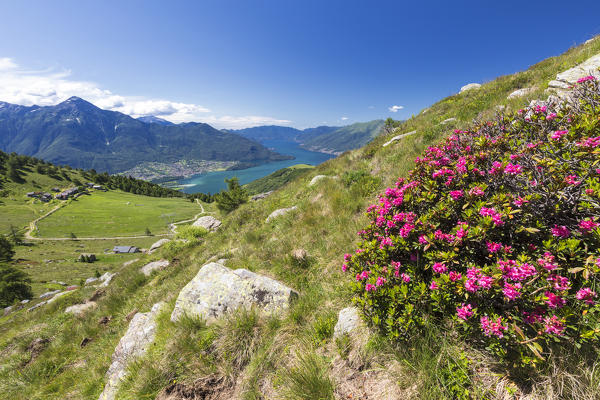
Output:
top-left (0, 97), bottom-right (291, 174)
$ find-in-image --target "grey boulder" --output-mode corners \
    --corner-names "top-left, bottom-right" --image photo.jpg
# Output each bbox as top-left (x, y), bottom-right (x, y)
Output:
top-left (170, 261), bottom-right (298, 323)
top-left (334, 307), bottom-right (364, 338)
top-left (140, 259), bottom-right (170, 276)
top-left (266, 206), bottom-right (298, 222)
top-left (192, 216), bottom-right (222, 231)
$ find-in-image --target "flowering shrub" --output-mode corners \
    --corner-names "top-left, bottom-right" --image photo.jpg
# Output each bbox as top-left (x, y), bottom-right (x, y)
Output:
top-left (343, 77), bottom-right (600, 364)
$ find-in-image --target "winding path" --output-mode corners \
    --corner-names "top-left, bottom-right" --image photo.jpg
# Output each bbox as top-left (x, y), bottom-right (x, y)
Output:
top-left (24, 199), bottom-right (210, 241)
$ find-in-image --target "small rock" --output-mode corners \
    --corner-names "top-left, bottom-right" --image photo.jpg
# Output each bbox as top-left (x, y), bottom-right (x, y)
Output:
top-left (65, 301), bottom-right (97, 316)
top-left (21, 299), bottom-right (30, 304)
top-left (148, 239), bottom-right (170, 254)
top-left (460, 83), bottom-right (481, 93)
top-left (171, 262), bottom-right (298, 323)
top-left (334, 307), bottom-right (364, 338)
top-left (85, 277), bottom-right (99, 285)
top-left (266, 206), bottom-right (298, 222)
top-left (251, 191), bottom-right (273, 201)
top-left (39, 289), bottom-right (60, 299)
top-left (47, 291), bottom-right (70, 304)
top-left (441, 118), bottom-right (456, 124)
top-left (98, 303), bottom-right (164, 400)
top-left (291, 249), bottom-right (308, 261)
top-left (3, 306), bottom-right (13, 316)
top-left (382, 130), bottom-right (417, 147)
top-left (309, 175), bottom-right (328, 186)
top-left (507, 87), bottom-right (534, 99)
top-left (192, 216), bottom-right (222, 231)
top-left (98, 272), bottom-right (116, 287)
top-left (28, 301), bottom-right (48, 312)
top-left (123, 259), bottom-right (139, 267)
top-left (140, 259), bottom-right (170, 276)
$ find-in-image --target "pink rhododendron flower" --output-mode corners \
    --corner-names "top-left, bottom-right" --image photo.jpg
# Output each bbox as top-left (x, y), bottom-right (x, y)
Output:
top-left (429, 280), bottom-right (439, 290)
top-left (545, 291), bottom-right (566, 308)
top-left (456, 303), bottom-right (474, 320)
top-left (504, 163), bottom-right (523, 175)
top-left (523, 310), bottom-right (543, 324)
top-left (365, 284), bottom-right (376, 292)
top-left (480, 316), bottom-right (507, 338)
top-left (551, 130), bottom-right (568, 140)
top-left (342, 264), bottom-right (348, 272)
top-left (551, 225), bottom-right (570, 238)
top-left (579, 219), bottom-right (598, 233)
top-left (486, 241), bottom-right (503, 253)
top-left (547, 274), bottom-right (570, 291)
top-left (418, 235), bottom-right (428, 244)
top-left (432, 262), bottom-right (448, 274)
top-left (449, 190), bottom-right (463, 200)
top-left (544, 315), bottom-right (564, 335)
top-left (577, 75), bottom-right (597, 83)
top-left (469, 186), bottom-right (485, 197)
top-left (546, 112), bottom-right (557, 120)
top-left (401, 273), bottom-right (411, 283)
top-left (356, 271), bottom-right (370, 281)
top-left (577, 136), bottom-right (600, 148)
top-left (586, 188), bottom-right (595, 195)
top-left (513, 197), bottom-right (528, 207)
top-left (565, 175), bottom-right (581, 185)
top-left (449, 271), bottom-right (462, 281)
top-left (376, 276), bottom-right (386, 286)
top-left (576, 288), bottom-right (597, 305)
top-left (503, 282), bottom-right (522, 300)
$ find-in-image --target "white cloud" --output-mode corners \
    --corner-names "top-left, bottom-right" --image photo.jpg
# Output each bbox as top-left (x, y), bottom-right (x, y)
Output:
top-left (340, 116), bottom-right (348, 121)
top-left (388, 105), bottom-right (404, 112)
top-left (0, 57), bottom-right (291, 129)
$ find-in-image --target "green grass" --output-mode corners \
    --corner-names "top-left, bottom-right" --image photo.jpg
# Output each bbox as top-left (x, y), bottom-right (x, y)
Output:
top-left (1, 37), bottom-right (600, 400)
top-left (243, 164), bottom-right (314, 195)
top-left (35, 190), bottom-right (201, 238)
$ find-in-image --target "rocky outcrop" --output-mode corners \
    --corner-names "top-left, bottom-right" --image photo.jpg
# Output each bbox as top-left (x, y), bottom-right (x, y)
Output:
top-left (548, 54), bottom-right (600, 91)
top-left (140, 259), bottom-right (170, 276)
top-left (170, 261), bottom-right (298, 323)
top-left (39, 289), bottom-right (60, 299)
top-left (98, 302), bottom-right (164, 400)
top-left (460, 83), bottom-right (481, 93)
top-left (507, 87), bottom-right (534, 99)
top-left (266, 206), bottom-right (298, 222)
top-left (149, 239), bottom-right (170, 254)
top-left (192, 216), bottom-right (222, 231)
top-left (98, 272), bottom-right (116, 288)
top-left (334, 307), bottom-right (364, 338)
top-left (382, 130), bottom-right (417, 147)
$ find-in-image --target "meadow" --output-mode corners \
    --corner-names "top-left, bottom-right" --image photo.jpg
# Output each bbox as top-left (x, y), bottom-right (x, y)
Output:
top-left (35, 190), bottom-right (201, 238)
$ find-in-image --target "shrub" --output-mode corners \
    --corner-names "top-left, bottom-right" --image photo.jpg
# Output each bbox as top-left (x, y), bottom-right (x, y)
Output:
top-left (174, 225), bottom-right (208, 241)
top-left (343, 78), bottom-right (600, 366)
top-left (0, 264), bottom-right (32, 307)
top-left (216, 177), bottom-right (248, 213)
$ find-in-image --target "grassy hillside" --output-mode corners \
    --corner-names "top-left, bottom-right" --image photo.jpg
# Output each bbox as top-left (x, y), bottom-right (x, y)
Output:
top-left (243, 164), bottom-right (314, 195)
top-left (1, 37), bottom-right (599, 400)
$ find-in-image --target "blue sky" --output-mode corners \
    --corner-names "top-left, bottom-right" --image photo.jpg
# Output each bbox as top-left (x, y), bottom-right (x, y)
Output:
top-left (0, 0), bottom-right (599, 128)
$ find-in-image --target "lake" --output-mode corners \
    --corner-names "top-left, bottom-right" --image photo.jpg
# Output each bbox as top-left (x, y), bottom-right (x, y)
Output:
top-left (179, 140), bottom-right (335, 194)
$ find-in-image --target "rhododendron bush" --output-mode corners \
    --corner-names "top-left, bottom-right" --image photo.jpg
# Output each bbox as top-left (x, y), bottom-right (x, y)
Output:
top-left (343, 78), bottom-right (600, 364)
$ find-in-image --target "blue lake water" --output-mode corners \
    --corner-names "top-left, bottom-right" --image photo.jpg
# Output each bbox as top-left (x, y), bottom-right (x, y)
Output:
top-left (180, 140), bottom-right (335, 194)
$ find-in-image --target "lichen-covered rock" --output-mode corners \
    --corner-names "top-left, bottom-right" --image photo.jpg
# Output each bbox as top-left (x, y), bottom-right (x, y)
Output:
top-left (98, 302), bottom-right (164, 400)
top-left (149, 239), bottom-right (170, 254)
top-left (65, 301), bottom-right (97, 316)
top-left (460, 83), bottom-right (481, 93)
top-left (170, 262), bottom-right (298, 323)
top-left (140, 259), bottom-right (170, 276)
top-left (85, 277), bottom-right (99, 285)
top-left (192, 216), bottom-right (222, 231)
top-left (507, 87), bottom-right (534, 99)
top-left (548, 54), bottom-right (600, 90)
top-left (334, 307), bottom-right (364, 338)
top-left (266, 206), bottom-right (298, 222)
top-left (382, 130), bottom-right (416, 147)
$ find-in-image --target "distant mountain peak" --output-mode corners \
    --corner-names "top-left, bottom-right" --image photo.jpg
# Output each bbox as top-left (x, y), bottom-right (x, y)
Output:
top-left (137, 115), bottom-right (175, 126)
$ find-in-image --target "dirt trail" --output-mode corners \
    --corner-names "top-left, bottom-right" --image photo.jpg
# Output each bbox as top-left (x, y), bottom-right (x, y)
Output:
top-left (25, 199), bottom-right (209, 241)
